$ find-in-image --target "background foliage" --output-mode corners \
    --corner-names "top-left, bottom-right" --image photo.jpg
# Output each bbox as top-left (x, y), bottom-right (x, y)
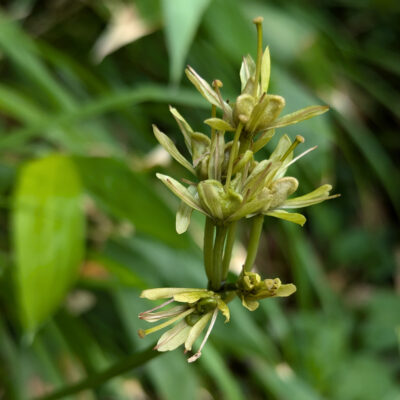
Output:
top-left (0, 0), bottom-right (399, 399)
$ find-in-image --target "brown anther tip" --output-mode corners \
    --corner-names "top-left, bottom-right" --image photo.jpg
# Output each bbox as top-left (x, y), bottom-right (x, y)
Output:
top-left (253, 16), bottom-right (264, 25)
top-left (212, 79), bottom-right (223, 88)
top-left (238, 114), bottom-right (249, 124)
top-left (296, 135), bottom-right (305, 143)
top-left (138, 329), bottom-right (146, 338)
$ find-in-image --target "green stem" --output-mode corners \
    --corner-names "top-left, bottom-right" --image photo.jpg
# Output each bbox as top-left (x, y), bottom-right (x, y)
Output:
top-left (35, 344), bottom-right (161, 400)
top-left (225, 122), bottom-right (243, 189)
top-left (221, 221), bottom-right (238, 280)
top-left (243, 214), bottom-right (264, 272)
top-left (204, 217), bottom-right (215, 281)
top-left (210, 225), bottom-right (228, 290)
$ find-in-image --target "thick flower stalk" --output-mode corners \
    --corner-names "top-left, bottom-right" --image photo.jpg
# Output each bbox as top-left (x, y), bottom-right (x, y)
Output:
top-left (139, 17), bottom-right (339, 362)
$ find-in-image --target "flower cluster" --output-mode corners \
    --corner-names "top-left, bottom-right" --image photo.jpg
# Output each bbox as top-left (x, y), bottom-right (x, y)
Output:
top-left (139, 17), bottom-right (339, 362)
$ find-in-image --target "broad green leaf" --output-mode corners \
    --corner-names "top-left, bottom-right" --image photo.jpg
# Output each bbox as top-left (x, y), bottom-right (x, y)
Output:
top-left (74, 157), bottom-right (188, 248)
top-left (161, 0), bottom-right (212, 83)
top-left (12, 154), bottom-right (85, 333)
top-left (153, 124), bottom-right (195, 174)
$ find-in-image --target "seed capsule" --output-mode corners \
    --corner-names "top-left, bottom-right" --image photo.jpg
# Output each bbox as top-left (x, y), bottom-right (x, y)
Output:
top-left (185, 313), bottom-right (202, 326)
top-left (196, 297), bottom-right (217, 313)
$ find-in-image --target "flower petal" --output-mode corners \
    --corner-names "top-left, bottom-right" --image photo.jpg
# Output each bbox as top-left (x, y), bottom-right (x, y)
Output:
top-left (185, 66), bottom-right (221, 107)
top-left (153, 125), bottom-right (195, 174)
top-left (169, 106), bottom-right (193, 154)
top-left (140, 287), bottom-right (207, 300)
top-left (173, 290), bottom-right (214, 303)
top-left (204, 118), bottom-right (235, 132)
top-left (184, 312), bottom-right (212, 351)
top-left (260, 46), bottom-right (271, 93)
top-left (217, 299), bottom-right (230, 322)
top-left (176, 201), bottom-right (193, 234)
top-left (241, 296), bottom-right (259, 311)
top-left (275, 283), bottom-right (297, 297)
top-left (283, 184), bottom-right (340, 209)
top-left (156, 321), bottom-right (192, 352)
top-left (156, 173), bottom-right (206, 215)
top-left (265, 210), bottom-right (306, 226)
top-left (240, 54), bottom-right (256, 91)
top-left (268, 105), bottom-right (329, 129)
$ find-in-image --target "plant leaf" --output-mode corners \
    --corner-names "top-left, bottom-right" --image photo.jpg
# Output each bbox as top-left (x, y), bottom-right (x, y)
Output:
top-left (153, 124), bottom-right (195, 174)
top-left (12, 154), bottom-right (85, 333)
top-left (161, 0), bottom-right (212, 84)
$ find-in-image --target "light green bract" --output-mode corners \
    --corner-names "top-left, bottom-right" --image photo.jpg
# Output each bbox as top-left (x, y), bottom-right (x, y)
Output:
top-left (139, 16), bottom-right (339, 363)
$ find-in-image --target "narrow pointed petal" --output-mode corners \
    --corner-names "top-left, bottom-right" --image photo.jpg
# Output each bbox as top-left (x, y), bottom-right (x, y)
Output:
top-left (185, 66), bottom-right (221, 107)
top-left (169, 106), bottom-right (193, 154)
top-left (268, 105), bottom-right (329, 129)
top-left (265, 210), bottom-right (306, 226)
top-left (156, 321), bottom-right (191, 352)
top-left (240, 54), bottom-right (256, 91)
top-left (153, 125), bottom-right (195, 174)
top-left (184, 312), bottom-right (212, 351)
top-left (283, 184), bottom-right (340, 209)
top-left (140, 287), bottom-right (207, 300)
top-left (204, 118), bottom-right (235, 132)
top-left (261, 46), bottom-right (271, 93)
top-left (252, 129), bottom-right (275, 153)
top-left (140, 305), bottom-right (187, 322)
top-left (156, 173), bottom-right (207, 215)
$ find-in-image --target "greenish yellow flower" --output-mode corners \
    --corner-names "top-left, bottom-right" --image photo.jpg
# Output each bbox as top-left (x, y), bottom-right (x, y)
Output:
top-left (237, 270), bottom-right (296, 311)
top-left (138, 287), bottom-right (229, 362)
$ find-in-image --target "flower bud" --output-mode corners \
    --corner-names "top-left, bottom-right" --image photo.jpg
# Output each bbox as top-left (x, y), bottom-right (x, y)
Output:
top-left (197, 180), bottom-right (242, 220)
top-left (233, 94), bottom-right (255, 126)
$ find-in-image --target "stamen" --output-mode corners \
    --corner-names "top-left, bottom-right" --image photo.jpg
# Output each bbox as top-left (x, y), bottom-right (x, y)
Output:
top-left (253, 17), bottom-right (264, 97)
top-left (138, 308), bottom-right (194, 337)
top-left (212, 80), bottom-right (227, 118)
top-left (280, 135), bottom-right (305, 162)
top-left (286, 145), bottom-right (317, 168)
top-left (140, 305), bottom-right (188, 323)
top-left (187, 308), bottom-right (218, 363)
top-left (139, 298), bottom-right (174, 317)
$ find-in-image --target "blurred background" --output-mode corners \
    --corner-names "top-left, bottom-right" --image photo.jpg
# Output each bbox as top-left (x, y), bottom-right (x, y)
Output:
top-left (0, 0), bottom-right (399, 399)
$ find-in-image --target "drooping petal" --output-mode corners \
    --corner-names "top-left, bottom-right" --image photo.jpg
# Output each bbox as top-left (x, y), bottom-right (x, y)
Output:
top-left (184, 312), bottom-right (212, 351)
top-left (217, 299), bottom-right (230, 322)
top-left (156, 173), bottom-right (206, 215)
top-left (140, 287), bottom-right (207, 300)
top-left (169, 106), bottom-right (193, 154)
top-left (265, 210), bottom-right (306, 226)
top-left (260, 46), bottom-right (271, 93)
top-left (282, 184), bottom-right (340, 209)
top-left (268, 105), bottom-right (329, 129)
top-left (241, 296), bottom-right (259, 311)
top-left (153, 125), bottom-right (195, 174)
top-left (156, 320), bottom-right (192, 352)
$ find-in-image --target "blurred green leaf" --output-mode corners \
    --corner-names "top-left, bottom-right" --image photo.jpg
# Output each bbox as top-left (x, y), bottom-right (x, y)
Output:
top-left (162, 0), bottom-right (212, 84)
top-left (12, 154), bottom-right (85, 333)
top-left (74, 157), bottom-right (190, 248)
